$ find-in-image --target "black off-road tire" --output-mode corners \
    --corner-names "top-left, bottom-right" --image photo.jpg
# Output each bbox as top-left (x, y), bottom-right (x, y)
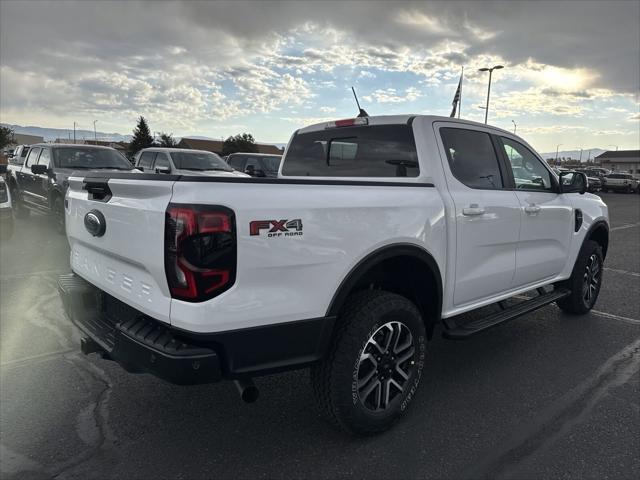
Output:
top-left (310, 290), bottom-right (427, 435)
top-left (557, 240), bottom-right (603, 314)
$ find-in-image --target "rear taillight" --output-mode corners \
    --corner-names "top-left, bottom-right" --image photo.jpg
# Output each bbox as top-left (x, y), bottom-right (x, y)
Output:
top-left (164, 204), bottom-right (236, 302)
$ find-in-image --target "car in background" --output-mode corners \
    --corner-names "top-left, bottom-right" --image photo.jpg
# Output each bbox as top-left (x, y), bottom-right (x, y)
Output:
top-left (5, 144), bottom-right (135, 232)
top-left (575, 169), bottom-right (602, 193)
top-left (134, 148), bottom-right (249, 177)
top-left (0, 165), bottom-right (13, 241)
top-left (226, 153), bottom-right (282, 178)
top-left (602, 172), bottom-right (639, 193)
top-left (584, 167), bottom-right (611, 178)
top-left (8, 145), bottom-right (31, 166)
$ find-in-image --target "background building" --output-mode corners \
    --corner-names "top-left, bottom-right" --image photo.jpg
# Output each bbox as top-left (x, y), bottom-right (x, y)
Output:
top-left (10, 133), bottom-right (44, 146)
top-left (595, 150), bottom-right (640, 173)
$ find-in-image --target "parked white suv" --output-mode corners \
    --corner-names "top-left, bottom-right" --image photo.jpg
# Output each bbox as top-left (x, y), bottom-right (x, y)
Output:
top-left (134, 147), bottom-right (249, 177)
top-left (60, 115), bottom-right (609, 434)
top-left (602, 172), bottom-right (639, 193)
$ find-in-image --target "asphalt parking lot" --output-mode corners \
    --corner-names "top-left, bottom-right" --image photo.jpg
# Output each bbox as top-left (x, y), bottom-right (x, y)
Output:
top-left (1, 192), bottom-right (638, 480)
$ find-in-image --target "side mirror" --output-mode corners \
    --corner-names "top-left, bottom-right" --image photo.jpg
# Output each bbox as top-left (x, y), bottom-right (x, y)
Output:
top-left (560, 171), bottom-right (587, 194)
top-left (0, 164), bottom-right (7, 174)
top-left (31, 164), bottom-right (48, 175)
top-left (155, 166), bottom-right (171, 174)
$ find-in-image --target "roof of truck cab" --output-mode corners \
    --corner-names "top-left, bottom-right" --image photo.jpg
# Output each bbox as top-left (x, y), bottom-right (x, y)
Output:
top-left (227, 152), bottom-right (282, 157)
top-left (296, 115), bottom-right (514, 136)
top-left (31, 143), bottom-right (116, 150)
top-left (139, 147), bottom-right (218, 154)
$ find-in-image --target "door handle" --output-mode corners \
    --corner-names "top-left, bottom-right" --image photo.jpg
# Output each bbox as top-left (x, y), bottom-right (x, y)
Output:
top-left (462, 204), bottom-right (485, 216)
top-left (524, 204), bottom-right (541, 214)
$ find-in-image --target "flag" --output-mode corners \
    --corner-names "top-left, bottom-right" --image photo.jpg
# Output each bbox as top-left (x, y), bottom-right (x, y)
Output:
top-left (450, 68), bottom-right (463, 118)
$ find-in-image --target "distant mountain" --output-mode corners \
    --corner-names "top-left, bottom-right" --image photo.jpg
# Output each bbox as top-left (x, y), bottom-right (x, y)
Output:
top-left (539, 148), bottom-right (607, 161)
top-left (2, 123), bottom-right (133, 143)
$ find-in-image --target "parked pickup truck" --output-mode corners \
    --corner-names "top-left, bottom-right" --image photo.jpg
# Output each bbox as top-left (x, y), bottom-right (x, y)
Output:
top-left (59, 115), bottom-right (609, 434)
top-left (6, 143), bottom-right (135, 232)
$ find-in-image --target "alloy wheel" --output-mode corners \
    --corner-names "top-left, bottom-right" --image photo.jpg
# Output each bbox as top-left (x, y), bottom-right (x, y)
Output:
top-left (356, 321), bottom-right (416, 412)
top-left (582, 253), bottom-right (601, 307)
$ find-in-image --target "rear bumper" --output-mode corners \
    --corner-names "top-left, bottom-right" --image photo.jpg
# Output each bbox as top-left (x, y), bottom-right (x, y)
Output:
top-left (58, 273), bottom-right (335, 385)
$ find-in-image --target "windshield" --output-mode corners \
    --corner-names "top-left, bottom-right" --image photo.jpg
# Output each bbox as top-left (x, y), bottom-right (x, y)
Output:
top-left (54, 148), bottom-right (132, 170)
top-left (170, 151), bottom-right (232, 171)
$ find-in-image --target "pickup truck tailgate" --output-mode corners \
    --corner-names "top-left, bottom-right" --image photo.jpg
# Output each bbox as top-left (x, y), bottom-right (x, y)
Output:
top-left (66, 175), bottom-right (175, 323)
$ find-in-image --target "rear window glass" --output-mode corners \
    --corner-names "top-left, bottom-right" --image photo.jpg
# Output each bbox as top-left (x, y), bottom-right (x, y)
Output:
top-left (170, 151), bottom-right (232, 172)
top-left (440, 128), bottom-right (504, 189)
top-left (281, 125), bottom-right (419, 177)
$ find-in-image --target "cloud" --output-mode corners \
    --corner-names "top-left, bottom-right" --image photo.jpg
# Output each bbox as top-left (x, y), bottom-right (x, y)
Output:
top-left (364, 87), bottom-right (423, 104)
top-left (0, 0), bottom-right (638, 146)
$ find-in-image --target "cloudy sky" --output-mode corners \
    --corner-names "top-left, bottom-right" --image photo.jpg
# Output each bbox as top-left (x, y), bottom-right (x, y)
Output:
top-left (1, 0), bottom-right (639, 151)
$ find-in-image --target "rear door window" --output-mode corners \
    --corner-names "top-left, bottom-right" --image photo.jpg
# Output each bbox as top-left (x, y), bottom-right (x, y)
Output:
top-left (37, 148), bottom-right (51, 168)
top-left (282, 124), bottom-right (419, 177)
top-left (24, 148), bottom-right (41, 168)
top-left (440, 128), bottom-right (504, 189)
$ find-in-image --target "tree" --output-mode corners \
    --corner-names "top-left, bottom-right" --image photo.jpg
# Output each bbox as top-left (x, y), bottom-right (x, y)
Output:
top-left (222, 133), bottom-right (258, 156)
top-left (158, 132), bottom-right (177, 147)
top-left (0, 126), bottom-right (15, 150)
top-left (128, 116), bottom-right (154, 159)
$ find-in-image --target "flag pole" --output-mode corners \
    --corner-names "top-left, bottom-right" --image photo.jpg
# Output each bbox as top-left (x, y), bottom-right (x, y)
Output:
top-left (458, 66), bottom-right (463, 119)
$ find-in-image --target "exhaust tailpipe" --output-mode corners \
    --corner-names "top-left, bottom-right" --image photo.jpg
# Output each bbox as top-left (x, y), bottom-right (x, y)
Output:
top-left (234, 378), bottom-right (259, 403)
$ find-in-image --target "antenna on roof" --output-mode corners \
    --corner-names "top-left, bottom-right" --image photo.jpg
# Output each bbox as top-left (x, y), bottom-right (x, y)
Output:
top-left (351, 86), bottom-right (369, 117)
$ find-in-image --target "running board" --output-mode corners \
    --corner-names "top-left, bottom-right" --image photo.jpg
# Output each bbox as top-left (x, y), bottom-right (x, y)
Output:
top-left (443, 288), bottom-right (571, 340)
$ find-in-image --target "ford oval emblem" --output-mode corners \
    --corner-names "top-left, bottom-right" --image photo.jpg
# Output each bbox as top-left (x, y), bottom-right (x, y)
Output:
top-left (84, 210), bottom-right (106, 237)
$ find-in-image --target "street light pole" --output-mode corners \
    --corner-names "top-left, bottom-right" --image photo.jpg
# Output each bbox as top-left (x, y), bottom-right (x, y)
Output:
top-left (73, 122), bottom-right (76, 144)
top-left (479, 65), bottom-right (504, 124)
top-left (555, 143), bottom-right (563, 165)
top-left (511, 120), bottom-right (517, 134)
top-left (93, 120), bottom-right (98, 142)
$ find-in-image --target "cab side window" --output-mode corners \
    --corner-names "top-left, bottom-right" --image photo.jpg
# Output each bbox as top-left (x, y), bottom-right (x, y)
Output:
top-left (153, 153), bottom-right (171, 171)
top-left (500, 137), bottom-right (552, 191)
top-left (25, 148), bottom-right (41, 168)
top-left (227, 155), bottom-right (245, 171)
top-left (440, 128), bottom-right (504, 189)
top-left (38, 148), bottom-right (51, 168)
top-left (138, 151), bottom-right (156, 169)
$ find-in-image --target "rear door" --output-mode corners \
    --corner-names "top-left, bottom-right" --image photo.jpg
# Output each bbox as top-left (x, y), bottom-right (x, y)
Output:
top-left (19, 147), bottom-right (41, 199)
top-left (435, 124), bottom-right (521, 307)
top-left (496, 136), bottom-right (573, 286)
top-left (33, 147), bottom-right (52, 202)
top-left (66, 174), bottom-right (177, 323)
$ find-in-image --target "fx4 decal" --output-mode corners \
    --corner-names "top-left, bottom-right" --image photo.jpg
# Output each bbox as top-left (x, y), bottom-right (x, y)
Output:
top-left (250, 219), bottom-right (303, 237)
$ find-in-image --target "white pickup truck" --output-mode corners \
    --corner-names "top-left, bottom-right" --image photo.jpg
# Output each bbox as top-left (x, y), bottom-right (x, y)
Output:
top-left (59, 115), bottom-right (609, 435)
